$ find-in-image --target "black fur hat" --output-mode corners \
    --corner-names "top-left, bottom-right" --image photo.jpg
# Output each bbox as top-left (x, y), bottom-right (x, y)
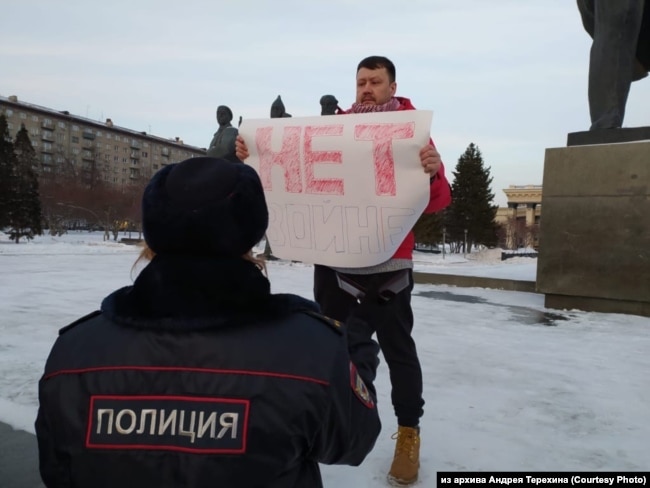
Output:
top-left (142, 157), bottom-right (268, 257)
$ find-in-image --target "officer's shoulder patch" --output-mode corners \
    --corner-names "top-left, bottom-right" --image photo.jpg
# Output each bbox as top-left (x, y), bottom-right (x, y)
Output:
top-left (58, 310), bottom-right (102, 336)
top-left (304, 310), bottom-right (344, 335)
top-left (349, 362), bottom-right (375, 409)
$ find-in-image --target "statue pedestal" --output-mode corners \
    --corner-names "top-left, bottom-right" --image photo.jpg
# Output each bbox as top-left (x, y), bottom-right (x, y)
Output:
top-left (536, 131), bottom-right (650, 317)
top-left (567, 126), bottom-right (650, 146)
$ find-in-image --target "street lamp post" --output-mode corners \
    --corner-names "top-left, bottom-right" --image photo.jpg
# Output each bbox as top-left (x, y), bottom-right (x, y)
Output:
top-left (463, 228), bottom-right (468, 258)
top-left (442, 227), bottom-right (446, 259)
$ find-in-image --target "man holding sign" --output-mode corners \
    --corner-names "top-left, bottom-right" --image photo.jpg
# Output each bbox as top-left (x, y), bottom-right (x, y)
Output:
top-left (319, 56), bottom-right (450, 487)
top-left (236, 55), bottom-right (451, 486)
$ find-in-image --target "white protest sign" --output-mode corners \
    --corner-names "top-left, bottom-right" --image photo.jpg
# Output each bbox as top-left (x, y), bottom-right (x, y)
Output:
top-left (238, 110), bottom-right (433, 267)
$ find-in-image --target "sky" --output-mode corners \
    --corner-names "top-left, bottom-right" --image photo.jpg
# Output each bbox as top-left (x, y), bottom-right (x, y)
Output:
top-left (2, 0), bottom-right (649, 207)
top-left (1, 232), bottom-right (648, 486)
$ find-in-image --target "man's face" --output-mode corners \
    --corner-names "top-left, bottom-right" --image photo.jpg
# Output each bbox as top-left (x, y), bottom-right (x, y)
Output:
top-left (356, 67), bottom-right (396, 105)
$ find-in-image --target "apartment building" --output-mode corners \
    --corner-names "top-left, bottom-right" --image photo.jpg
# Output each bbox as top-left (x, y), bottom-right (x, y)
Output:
top-left (0, 95), bottom-right (206, 188)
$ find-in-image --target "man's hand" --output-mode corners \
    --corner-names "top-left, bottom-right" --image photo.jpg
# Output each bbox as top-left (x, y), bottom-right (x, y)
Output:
top-left (235, 135), bottom-right (249, 161)
top-left (420, 144), bottom-right (441, 175)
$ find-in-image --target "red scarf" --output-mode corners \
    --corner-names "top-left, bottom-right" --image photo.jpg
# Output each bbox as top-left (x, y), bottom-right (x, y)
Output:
top-left (348, 97), bottom-right (401, 113)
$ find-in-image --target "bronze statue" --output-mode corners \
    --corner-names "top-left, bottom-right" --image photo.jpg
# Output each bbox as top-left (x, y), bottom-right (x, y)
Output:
top-left (207, 105), bottom-right (240, 161)
top-left (259, 96), bottom-right (292, 261)
top-left (320, 95), bottom-right (340, 115)
top-left (270, 96), bottom-right (291, 118)
top-left (577, 0), bottom-right (649, 130)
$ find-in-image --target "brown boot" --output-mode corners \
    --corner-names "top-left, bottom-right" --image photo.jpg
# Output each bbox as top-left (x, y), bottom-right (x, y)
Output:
top-left (387, 426), bottom-right (420, 486)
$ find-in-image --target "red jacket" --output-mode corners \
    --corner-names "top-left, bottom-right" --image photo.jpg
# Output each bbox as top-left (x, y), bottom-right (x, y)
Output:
top-left (340, 96), bottom-right (452, 260)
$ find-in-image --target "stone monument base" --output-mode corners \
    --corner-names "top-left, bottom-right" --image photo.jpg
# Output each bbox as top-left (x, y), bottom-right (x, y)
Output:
top-left (544, 293), bottom-right (650, 317)
top-left (536, 132), bottom-right (650, 317)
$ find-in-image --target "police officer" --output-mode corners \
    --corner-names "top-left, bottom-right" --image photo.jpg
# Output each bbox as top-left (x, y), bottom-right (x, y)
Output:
top-left (36, 157), bottom-right (381, 488)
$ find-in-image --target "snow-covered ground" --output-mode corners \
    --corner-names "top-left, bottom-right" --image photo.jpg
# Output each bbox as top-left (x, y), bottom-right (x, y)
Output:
top-left (412, 246), bottom-right (537, 281)
top-left (1, 232), bottom-right (648, 486)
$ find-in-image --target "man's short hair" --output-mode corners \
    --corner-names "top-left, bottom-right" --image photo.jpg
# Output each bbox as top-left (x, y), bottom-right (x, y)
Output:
top-left (357, 56), bottom-right (396, 83)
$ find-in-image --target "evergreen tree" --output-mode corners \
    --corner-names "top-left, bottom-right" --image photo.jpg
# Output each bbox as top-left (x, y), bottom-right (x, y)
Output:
top-left (0, 115), bottom-right (15, 228)
top-left (445, 143), bottom-right (498, 252)
top-left (8, 125), bottom-right (43, 242)
top-left (413, 211), bottom-right (444, 248)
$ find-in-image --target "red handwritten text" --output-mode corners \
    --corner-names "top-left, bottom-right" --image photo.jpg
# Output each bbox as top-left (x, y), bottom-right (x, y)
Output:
top-left (354, 123), bottom-right (415, 196)
top-left (303, 125), bottom-right (344, 195)
top-left (256, 126), bottom-right (302, 193)
top-left (255, 122), bottom-right (415, 196)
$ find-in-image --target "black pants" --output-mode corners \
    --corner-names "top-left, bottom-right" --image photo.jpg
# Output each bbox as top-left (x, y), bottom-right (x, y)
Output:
top-left (313, 265), bottom-right (424, 427)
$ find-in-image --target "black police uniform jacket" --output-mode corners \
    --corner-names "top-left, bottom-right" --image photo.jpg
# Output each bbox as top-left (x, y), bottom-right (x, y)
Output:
top-left (35, 255), bottom-right (381, 488)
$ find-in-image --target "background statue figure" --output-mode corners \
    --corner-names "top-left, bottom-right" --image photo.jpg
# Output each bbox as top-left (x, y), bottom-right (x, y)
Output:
top-left (207, 105), bottom-right (240, 161)
top-left (270, 95), bottom-right (291, 118)
top-left (259, 95), bottom-right (292, 261)
top-left (577, 0), bottom-right (649, 130)
top-left (320, 94), bottom-right (340, 115)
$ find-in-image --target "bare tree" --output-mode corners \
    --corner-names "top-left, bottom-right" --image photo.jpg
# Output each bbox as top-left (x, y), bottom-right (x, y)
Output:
top-left (525, 223), bottom-right (540, 250)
